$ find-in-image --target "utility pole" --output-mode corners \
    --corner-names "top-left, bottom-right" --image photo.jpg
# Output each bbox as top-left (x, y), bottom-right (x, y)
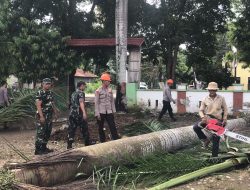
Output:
top-left (115, 0), bottom-right (128, 83)
top-left (115, 0), bottom-right (128, 112)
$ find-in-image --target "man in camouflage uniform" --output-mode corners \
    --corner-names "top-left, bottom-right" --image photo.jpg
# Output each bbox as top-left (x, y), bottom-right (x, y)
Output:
top-left (95, 73), bottom-right (120, 143)
top-left (67, 81), bottom-right (90, 149)
top-left (35, 78), bottom-right (57, 155)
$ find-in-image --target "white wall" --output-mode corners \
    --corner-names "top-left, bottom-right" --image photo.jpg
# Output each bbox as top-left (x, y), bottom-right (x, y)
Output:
top-left (137, 90), bottom-right (177, 113)
top-left (185, 91), bottom-right (207, 113)
top-left (243, 92), bottom-right (250, 110)
top-left (137, 90), bottom-right (234, 114)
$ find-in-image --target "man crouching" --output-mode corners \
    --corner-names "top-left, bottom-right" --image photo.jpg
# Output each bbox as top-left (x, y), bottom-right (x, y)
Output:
top-left (193, 82), bottom-right (228, 157)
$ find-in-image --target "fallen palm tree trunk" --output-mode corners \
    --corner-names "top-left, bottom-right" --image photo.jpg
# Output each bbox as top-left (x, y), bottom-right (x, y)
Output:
top-left (12, 118), bottom-right (249, 187)
top-left (149, 156), bottom-right (249, 190)
top-left (14, 179), bottom-right (96, 190)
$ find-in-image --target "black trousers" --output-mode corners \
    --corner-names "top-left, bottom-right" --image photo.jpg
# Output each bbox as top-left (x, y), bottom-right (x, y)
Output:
top-left (68, 115), bottom-right (90, 146)
top-left (193, 121), bottom-right (220, 157)
top-left (97, 113), bottom-right (119, 142)
top-left (158, 100), bottom-right (174, 120)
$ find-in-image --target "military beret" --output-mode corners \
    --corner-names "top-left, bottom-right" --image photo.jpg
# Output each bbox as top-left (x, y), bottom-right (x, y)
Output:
top-left (42, 78), bottom-right (52, 83)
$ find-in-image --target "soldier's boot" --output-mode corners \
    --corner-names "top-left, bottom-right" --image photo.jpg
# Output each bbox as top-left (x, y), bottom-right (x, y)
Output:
top-left (35, 145), bottom-right (44, 155)
top-left (42, 144), bottom-right (53, 153)
top-left (67, 142), bottom-right (73, 149)
top-left (67, 138), bottom-right (74, 149)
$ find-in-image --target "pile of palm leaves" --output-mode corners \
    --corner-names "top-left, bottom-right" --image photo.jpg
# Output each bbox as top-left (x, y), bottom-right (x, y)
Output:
top-left (0, 87), bottom-right (68, 124)
top-left (0, 89), bottom-right (36, 123)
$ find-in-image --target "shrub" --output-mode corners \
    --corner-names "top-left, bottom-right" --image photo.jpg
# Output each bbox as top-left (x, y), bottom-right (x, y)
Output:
top-left (85, 80), bottom-right (102, 94)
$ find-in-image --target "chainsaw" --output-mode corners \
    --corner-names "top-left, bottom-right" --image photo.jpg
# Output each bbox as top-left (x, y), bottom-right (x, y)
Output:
top-left (199, 119), bottom-right (250, 152)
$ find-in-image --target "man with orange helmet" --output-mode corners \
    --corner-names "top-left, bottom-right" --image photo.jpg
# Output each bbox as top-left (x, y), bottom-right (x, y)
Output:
top-left (158, 79), bottom-right (177, 121)
top-left (94, 73), bottom-right (120, 142)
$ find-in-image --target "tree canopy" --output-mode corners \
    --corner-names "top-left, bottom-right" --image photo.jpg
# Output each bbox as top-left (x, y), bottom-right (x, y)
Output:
top-left (0, 0), bottom-right (248, 88)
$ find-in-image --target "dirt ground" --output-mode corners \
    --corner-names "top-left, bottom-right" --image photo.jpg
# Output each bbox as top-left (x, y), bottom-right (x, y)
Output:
top-left (1, 112), bottom-right (250, 190)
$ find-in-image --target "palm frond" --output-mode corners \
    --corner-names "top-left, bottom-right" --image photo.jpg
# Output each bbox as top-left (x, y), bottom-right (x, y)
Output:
top-left (92, 150), bottom-right (223, 189)
top-left (0, 87), bottom-right (69, 124)
top-left (0, 89), bottom-right (36, 123)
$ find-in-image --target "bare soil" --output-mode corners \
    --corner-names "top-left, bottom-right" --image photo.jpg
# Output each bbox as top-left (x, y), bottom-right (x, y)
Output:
top-left (1, 112), bottom-right (250, 190)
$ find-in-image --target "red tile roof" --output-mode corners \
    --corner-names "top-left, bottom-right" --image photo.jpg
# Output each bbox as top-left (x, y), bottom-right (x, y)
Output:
top-left (75, 69), bottom-right (98, 78)
top-left (67, 38), bottom-right (144, 47)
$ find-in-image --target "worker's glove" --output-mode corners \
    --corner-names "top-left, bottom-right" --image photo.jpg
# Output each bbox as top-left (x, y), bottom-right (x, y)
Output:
top-left (222, 119), bottom-right (227, 126)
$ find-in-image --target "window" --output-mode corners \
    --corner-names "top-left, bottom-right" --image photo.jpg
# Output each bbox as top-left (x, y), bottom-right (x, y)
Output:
top-left (231, 77), bottom-right (240, 84)
top-left (248, 77), bottom-right (250, 90)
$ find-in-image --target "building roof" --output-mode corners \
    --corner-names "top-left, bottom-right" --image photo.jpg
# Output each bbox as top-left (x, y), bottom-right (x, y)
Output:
top-left (67, 38), bottom-right (144, 47)
top-left (74, 69), bottom-right (98, 78)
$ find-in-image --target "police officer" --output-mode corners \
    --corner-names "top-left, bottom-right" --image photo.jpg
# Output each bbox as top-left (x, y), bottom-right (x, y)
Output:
top-left (67, 81), bottom-right (90, 149)
top-left (35, 78), bottom-right (57, 155)
top-left (95, 73), bottom-right (120, 142)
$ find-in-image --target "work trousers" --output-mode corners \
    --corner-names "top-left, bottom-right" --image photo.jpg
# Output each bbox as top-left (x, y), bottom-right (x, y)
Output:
top-left (193, 121), bottom-right (221, 157)
top-left (68, 115), bottom-right (90, 146)
top-left (97, 113), bottom-right (119, 143)
top-left (158, 100), bottom-right (174, 120)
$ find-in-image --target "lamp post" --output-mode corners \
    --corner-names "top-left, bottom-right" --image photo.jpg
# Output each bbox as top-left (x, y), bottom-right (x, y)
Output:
top-left (231, 46), bottom-right (238, 83)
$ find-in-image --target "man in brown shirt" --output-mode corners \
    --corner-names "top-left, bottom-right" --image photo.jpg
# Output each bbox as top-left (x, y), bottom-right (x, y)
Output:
top-left (193, 82), bottom-right (228, 157)
top-left (95, 73), bottom-right (119, 142)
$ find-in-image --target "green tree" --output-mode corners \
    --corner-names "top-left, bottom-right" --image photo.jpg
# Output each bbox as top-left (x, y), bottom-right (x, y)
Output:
top-left (234, 0), bottom-right (250, 63)
top-left (0, 0), bottom-right (15, 80)
top-left (132, 0), bottom-right (232, 82)
top-left (11, 17), bottom-right (78, 85)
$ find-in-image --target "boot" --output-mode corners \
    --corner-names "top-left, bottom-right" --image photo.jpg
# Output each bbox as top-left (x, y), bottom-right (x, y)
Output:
top-left (34, 149), bottom-right (44, 155)
top-left (67, 141), bottom-right (73, 149)
top-left (34, 145), bottom-right (44, 155)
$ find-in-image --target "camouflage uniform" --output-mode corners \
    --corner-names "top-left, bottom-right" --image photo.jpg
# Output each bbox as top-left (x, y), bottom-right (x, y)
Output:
top-left (35, 89), bottom-right (54, 153)
top-left (67, 89), bottom-right (90, 148)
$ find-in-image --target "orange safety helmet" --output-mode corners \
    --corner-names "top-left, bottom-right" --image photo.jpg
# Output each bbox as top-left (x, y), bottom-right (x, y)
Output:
top-left (166, 79), bottom-right (174, 84)
top-left (100, 73), bottom-right (111, 81)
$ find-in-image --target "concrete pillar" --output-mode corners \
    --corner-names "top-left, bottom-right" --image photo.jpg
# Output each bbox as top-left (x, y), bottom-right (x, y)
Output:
top-left (127, 47), bottom-right (141, 83)
top-left (176, 84), bottom-right (187, 113)
top-left (233, 84), bottom-right (244, 116)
